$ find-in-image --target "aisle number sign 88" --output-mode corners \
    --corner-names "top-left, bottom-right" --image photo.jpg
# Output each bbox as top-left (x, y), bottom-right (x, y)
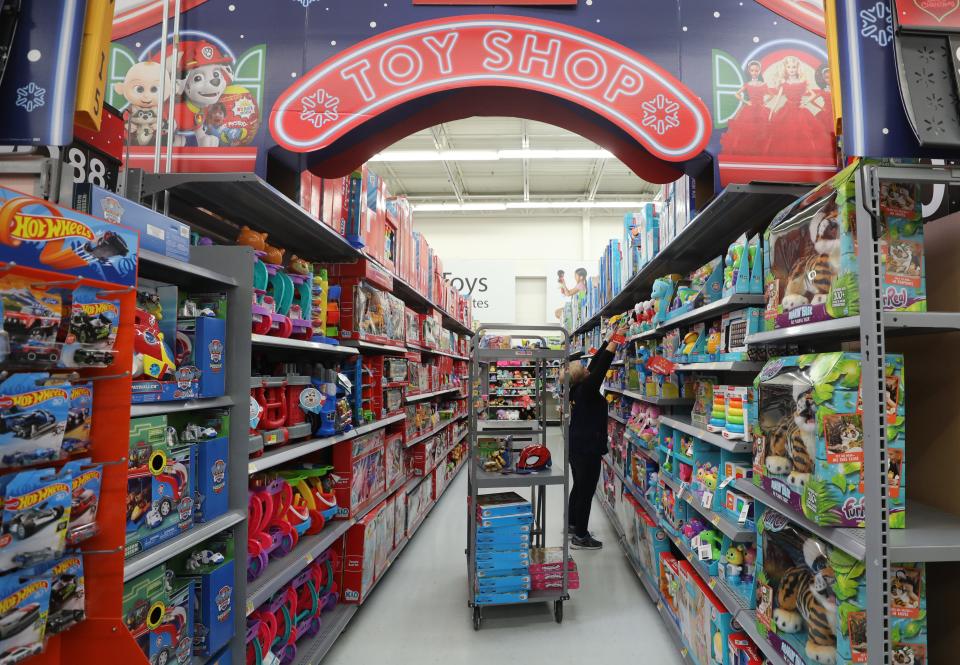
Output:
top-left (62, 143), bottom-right (119, 192)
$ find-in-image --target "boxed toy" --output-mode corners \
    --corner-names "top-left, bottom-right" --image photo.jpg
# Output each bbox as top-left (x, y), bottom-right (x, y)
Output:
top-left (753, 353), bottom-right (906, 528)
top-left (393, 490), bottom-right (407, 549)
top-left (755, 506), bottom-right (927, 665)
top-left (340, 502), bottom-right (383, 604)
top-left (61, 458), bottom-right (102, 545)
top-left (764, 162), bottom-right (925, 331)
top-left (0, 568), bottom-right (53, 660)
top-left (126, 415), bottom-right (194, 558)
top-left (171, 536), bottom-right (235, 657)
top-left (73, 183), bottom-right (190, 261)
top-left (0, 373), bottom-right (70, 466)
top-left (123, 565), bottom-right (167, 657)
top-left (678, 560), bottom-right (731, 665)
top-left (176, 312), bottom-right (227, 399)
top-left (190, 421), bottom-right (229, 524)
top-left (332, 428), bottom-right (386, 519)
top-left (0, 468), bottom-right (71, 572)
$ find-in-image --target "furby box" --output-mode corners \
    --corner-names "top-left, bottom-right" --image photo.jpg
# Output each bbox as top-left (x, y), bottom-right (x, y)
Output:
top-left (0, 187), bottom-right (138, 286)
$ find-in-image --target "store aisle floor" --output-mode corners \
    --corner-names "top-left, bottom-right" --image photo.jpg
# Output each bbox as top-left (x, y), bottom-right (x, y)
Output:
top-left (325, 429), bottom-right (683, 665)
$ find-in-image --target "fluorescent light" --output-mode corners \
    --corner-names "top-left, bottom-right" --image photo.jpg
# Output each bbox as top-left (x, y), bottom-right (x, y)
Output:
top-left (412, 200), bottom-right (650, 212)
top-left (369, 149), bottom-right (613, 163)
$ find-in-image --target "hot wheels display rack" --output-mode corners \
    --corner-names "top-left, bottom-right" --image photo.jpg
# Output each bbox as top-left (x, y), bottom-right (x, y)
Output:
top-left (467, 325), bottom-right (571, 630)
top-left (590, 164), bottom-right (960, 665)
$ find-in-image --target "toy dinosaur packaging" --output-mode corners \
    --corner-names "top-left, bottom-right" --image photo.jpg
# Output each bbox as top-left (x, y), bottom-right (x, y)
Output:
top-left (0, 186), bottom-right (139, 287)
top-left (61, 458), bottom-right (102, 546)
top-left (764, 162), bottom-right (926, 331)
top-left (755, 506), bottom-right (927, 665)
top-left (0, 373), bottom-right (70, 466)
top-left (0, 468), bottom-right (71, 573)
top-left (753, 353), bottom-right (906, 528)
top-left (0, 567), bottom-right (53, 660)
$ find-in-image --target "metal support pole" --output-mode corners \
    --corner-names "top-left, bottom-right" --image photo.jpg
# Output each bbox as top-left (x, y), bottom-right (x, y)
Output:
top-left (855, 164), bottom-right (891, 665)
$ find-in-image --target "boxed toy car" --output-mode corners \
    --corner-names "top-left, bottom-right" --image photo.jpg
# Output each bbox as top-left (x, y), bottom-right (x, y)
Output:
top-left (0, 373), bottom-right (70, 466)
top-left (126, 415), bottom-right (194, 558)
top-left (176, 310), bottom-right (226, 399)
top-left (63, 285), bottom-right (120, 369)
top-left (150, 577), bottom-right (195, 665)
top-left (0, 568), bottom-right (53, 661)
top-left (169, 411), bottom-right (229, 524)
top-left (133, 284), bottom-right (201, 403)
top-left (171, 536), bottom-right (235, 657)
top-left (755, 506), bottom-right (927, 665)
top-left (753, 352), bottom-right (906, 528)
top-left (0, 468), bottom-right (71, 572)
top-left (0, 186), bottom-right (139, 287)
top-left (123, 565), bottom-right (168, 657)
top-left (61, 458), bottom-right (102, 545)
top-left (764, 162), bottom-right (925, 331)
top-left (332, 428), bottom-right (386, 518)
top-left (73, 183), bottom-right (190, 262)
top-left (339, 502), bottom-right (382, 604)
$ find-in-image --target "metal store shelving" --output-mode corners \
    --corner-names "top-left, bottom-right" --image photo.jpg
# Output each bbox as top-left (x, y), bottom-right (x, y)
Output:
top-left (746, 310), bottom-right (960, 345)
top-left (603, 386), bottom-right (693, 407)
top-left (129, 395), bottom-right (234, 417)
top-left (405, 386), bottom-right (461, 402)
top-left (658, 415), bottom-right (751, 453)
top-left (660, 475), bottom-right (754, 542)
top-left (251, 333), bottom-right (359, 355)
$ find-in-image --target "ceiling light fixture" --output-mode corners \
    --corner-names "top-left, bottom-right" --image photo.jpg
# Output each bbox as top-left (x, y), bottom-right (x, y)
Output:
top-left (412, 200), bottom-right (651, 212)
top-left (369, 148), bottom-right (614, 162)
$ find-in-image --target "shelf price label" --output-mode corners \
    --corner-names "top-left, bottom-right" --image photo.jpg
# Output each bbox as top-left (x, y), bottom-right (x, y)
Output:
top-left (701, 491), bottom-right (713, 509)
top-left (698, 544), bottom-right (712, 561)
top-left (718, 476), bottom-right (734, 490)
top-left (711, 514), bottom-right (721, 527)
top-left (738, 503), bottom-right (751, 524)
top-left (246, 599), bottom-right (254, 615)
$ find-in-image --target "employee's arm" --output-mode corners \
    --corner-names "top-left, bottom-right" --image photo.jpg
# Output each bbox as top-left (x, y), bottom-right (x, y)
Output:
top-left (582, 322), bottom-right (629, 393)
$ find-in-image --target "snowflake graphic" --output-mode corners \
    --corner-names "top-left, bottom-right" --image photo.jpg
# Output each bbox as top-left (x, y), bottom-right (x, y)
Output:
top-left (860, 2), bottom-right (893, 48)
top-left (641, 94), bottom-right (680, 136)
top-left (15, 82), bottom-right (45, 113)
top-left (300, 89), bottom-right (340, 129)
top-left (292, 0), bottom-right (320, 6)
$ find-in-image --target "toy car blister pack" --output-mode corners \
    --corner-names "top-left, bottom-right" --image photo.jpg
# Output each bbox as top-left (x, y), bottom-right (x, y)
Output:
top-left (752, 352), bottom-right (906, 528)
top-left (0, 373), bottom-right (69, 466)
top-left (61, 458), bottom-right (102, 546)
top-left (0, 568), bottom-right (52, 662)
top-left (0, 276), bottom-right (63, 367)
top-left (763, 162), bottom-right (925, 331)
top-left (63, 285), bottom-right (120, 369)
top-left (61, 381), bottom-right (92, 456)
top-left (26, 555), bottom-right (85, 635)
top-left (0, 468), bottom-right (71, 572)
top-left (0, 187), bottom-right (139, 286)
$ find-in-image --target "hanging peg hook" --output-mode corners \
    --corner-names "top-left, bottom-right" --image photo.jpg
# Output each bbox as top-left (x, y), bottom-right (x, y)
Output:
top-left (96, 285), bottom-right (135, 297)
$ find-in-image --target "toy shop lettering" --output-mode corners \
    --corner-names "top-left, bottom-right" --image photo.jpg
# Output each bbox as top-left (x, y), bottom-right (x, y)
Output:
top-left (271, 16), bottom-right (711, 161)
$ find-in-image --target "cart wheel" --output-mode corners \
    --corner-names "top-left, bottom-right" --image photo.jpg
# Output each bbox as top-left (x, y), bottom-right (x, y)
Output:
top-left (473, 606), bottom-right (482, 631)
top-left (554, 600), bottom-right (563, 624)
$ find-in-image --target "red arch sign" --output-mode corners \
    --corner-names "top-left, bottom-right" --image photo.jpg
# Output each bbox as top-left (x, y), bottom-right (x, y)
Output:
top-left (270, 15), bottom-right (711, 163)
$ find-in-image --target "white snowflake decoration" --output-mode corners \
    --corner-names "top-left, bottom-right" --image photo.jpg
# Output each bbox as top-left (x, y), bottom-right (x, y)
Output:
top-left (860, 2), bottom-right (893, 48)
top-left (292, 0), bottom-right (320, 6)
top-left (300, 89), bottom-right (340, 129)
top-left (641, 93), bottom-right (680, 136)
top-left (15, 82), bottom-right (45, 113)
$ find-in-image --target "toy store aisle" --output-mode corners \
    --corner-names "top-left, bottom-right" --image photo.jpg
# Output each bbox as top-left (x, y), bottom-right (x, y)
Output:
top-left (325, 429), bottom-right (682, 665)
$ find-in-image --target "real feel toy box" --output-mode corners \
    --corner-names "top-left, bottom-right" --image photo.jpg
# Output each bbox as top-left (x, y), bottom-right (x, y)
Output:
top-left (764, 161), bottom-right (925, 331)
top-left (332, 428), bottom-right (386, 519)
top-left (339, 501), bottom-right (382, 604)
top-left (752, 352), bottom-right (905, 528)
top-left (755, 506), bottom-right (927, 665)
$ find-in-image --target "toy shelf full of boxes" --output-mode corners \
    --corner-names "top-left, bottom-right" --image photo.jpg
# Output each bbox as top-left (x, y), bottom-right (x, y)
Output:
top-left (580, 160), bottom-right (960, 665)
top-left (467, 326), bottom-right (573, 630)
top-left (131, 156), bottom-right (473, 664)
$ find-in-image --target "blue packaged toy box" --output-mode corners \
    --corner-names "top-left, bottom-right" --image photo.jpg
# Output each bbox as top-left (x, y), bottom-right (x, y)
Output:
top-left (0, 568), bottom-right (53, 661)
top-left (0, 468), bottom-right (71, 572)
top-left (475, 492), bottom-right (531, 520)
top-left (0, 187), bottom-right (139, 286)
top-left (0, 373), bottom-right (70, 466)
top-left (764, 162), bottom-right (925, 331)
top-left (172, 536), bottom-right (234, 657)
top-left (753, 352), bottom-right (906, 528)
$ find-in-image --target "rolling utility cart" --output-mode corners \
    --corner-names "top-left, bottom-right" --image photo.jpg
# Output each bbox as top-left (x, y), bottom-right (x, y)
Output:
top-left (466, 324), bottom-right (571, 630)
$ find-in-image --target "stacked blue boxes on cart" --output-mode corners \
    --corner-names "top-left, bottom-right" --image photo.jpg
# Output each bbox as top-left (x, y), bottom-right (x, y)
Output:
top-left (474, 492), bottom-right (532, 605)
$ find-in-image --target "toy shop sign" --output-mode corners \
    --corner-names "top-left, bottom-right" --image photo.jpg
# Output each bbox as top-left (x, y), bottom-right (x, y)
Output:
top-left (271, 15), bottom-right (711, 162)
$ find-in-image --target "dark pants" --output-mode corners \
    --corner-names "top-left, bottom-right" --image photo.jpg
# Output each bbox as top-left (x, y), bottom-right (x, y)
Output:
top-left (568, 453), bottom-right (602, 538)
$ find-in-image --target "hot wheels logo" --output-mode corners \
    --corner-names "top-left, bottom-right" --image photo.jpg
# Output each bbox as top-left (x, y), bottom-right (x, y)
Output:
top-left (6, 482), bottom-right (69, 511)
top-left (71, 470), bottom-right (102, 491)
top-left (76, 302), bottom-right (118, 317)
top-left (1, 388), bottom-right (69, 409)
top-left (11, 214), bottom-right (94, 242)
top-left (50, 557), bottom-right (81, 576)
top-left (0, 580), bottom-right (48, 615)
top-left (70, 386), bottom-right (92, 400)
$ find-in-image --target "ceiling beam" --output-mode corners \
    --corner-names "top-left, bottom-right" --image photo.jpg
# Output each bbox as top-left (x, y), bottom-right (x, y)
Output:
top-left (521, 120), bottom-right (530, 202)
top-left (406, 193), bottom-right (647, 201)
top-left (429, 124), bottom-right (467, 204)
top-left (586, 158), bottom-right (607, 202)
top-left (380, 162), bottom-right (407, 195)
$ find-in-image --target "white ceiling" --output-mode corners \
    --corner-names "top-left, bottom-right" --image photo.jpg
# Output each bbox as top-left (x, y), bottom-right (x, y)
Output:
top-left (373, 117), bottom-right (659, 216)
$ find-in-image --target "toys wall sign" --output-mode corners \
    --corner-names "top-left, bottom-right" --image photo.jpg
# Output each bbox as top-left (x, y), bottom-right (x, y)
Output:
top-left (271, 16), bottom-right (711, 163)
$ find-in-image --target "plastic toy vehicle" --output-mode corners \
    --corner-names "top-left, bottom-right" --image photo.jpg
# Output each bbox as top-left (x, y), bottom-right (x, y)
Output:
top-left (70, 311), bottom-right (112, 343)
top-left (0, 603), bottom-right (39, 639)
top-left (10, 342), bottom-right (60, 364)
top-left (46, 609), bottom-right (83, 634)
top-left (180, 424), bottom-right (217, 442)
top-left (0, 644), bottom-right (38, 663)
top-left (2, 290), bottom-right (58, 336)
top-left (66, 407), bottom-right (89, 431)
top-left (50, 574), bottom-right (78, 610)
top-left (72, 488), bottom-right (97, 517)
top-left (1, 448), bottom-right (57, 467)
top-left (186, 549), bottom-right (224, 571)
top-left (133, 308), bottom-right (175, 380)
top-left (73, 348), bottom-right (114, 366)
top-left (146, 506), bottom-right (164, 527)
top-left (85, 230), bottom-right (130, 261)
top-left (0, 409), bottom-right (57, 439)
top-left (8, 504), bottom-right (64, 539)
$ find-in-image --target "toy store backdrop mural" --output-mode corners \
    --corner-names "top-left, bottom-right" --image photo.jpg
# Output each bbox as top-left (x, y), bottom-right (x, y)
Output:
top-left (101, 0), bottom-right (841, 189)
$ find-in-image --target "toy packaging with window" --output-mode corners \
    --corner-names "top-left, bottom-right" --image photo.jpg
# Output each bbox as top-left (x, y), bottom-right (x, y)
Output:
top-left (171, 535), bottom-right (235, 658)
top-left (61, 381), bottom-right (93, 456)
top-left (0, 373), bottom-right (70, 466)
top-left (0, 566), bottom-right (53, 660)
top-left (61, 458), bottom-right (102, 546)
top-left (473, 492), bottom-right (532, 604)
top-left (753, 352), bottom-right (906, 528)
top-left (126, 414), bottom-right (195, 558)
top-left (755, 506), bottom-right (927, 665)
top-left (764, 162), bottom-right (925, 331)
top-left (339, 501), bottom-right (383, 603)
top-left (30, 554), bottom-right (85, 636)
top-left (170, 411), bottom-right (229, 524)
top-left (332, 428), bottom-right (386, 518)
top-left (0, 468), bottom-right (71, 572)
top-left (678, 560), bottom-right (731, 665)
top-left (63, 285), bottom-right (121, 369)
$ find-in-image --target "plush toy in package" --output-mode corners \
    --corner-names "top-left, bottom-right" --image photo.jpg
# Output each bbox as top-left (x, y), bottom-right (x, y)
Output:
top-left (764, 161), bottom-right (925, 331)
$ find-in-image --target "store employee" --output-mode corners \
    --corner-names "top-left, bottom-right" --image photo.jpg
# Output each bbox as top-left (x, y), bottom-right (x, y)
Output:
top-left (566, 320), bottom-right (629, 549)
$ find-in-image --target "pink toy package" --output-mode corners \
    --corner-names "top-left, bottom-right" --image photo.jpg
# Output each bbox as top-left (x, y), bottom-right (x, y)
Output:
top-left (529, 547), bottom-right (578, 574)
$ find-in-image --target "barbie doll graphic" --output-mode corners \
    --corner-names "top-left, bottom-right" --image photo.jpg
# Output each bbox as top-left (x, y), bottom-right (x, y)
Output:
top-left (720, 60), bottom-right (771, 154)
top-left (767, 55), bottom-right (828, 156)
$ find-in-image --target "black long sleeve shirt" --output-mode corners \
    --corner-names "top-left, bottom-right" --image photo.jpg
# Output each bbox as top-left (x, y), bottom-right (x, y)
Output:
top-left (569, 344), bottom-right (615, 458)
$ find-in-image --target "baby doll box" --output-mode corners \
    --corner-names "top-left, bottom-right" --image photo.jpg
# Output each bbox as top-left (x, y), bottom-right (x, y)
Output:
top-left (339, 501), bottom-right (384, 603)
top-left (679, 562), bottom-right (731, 665)
top-left (332, 428), bottom-right (386, 518)
top-left (393, 491), bottom-right (407, 549)
top-left (764, 161), bottom-right (925, 331)
top-left (753, 352), bottom-right (906, 529)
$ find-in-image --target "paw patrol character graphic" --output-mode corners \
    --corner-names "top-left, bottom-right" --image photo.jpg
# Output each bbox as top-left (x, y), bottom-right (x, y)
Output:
top-left (174, 40), bottom-right (233, 147)
top-left (113, 59), bottom-right (179, 146)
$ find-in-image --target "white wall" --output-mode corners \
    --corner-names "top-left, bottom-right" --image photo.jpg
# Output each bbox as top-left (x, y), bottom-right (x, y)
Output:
top-left (414, 213), bottom-right (624, 325)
